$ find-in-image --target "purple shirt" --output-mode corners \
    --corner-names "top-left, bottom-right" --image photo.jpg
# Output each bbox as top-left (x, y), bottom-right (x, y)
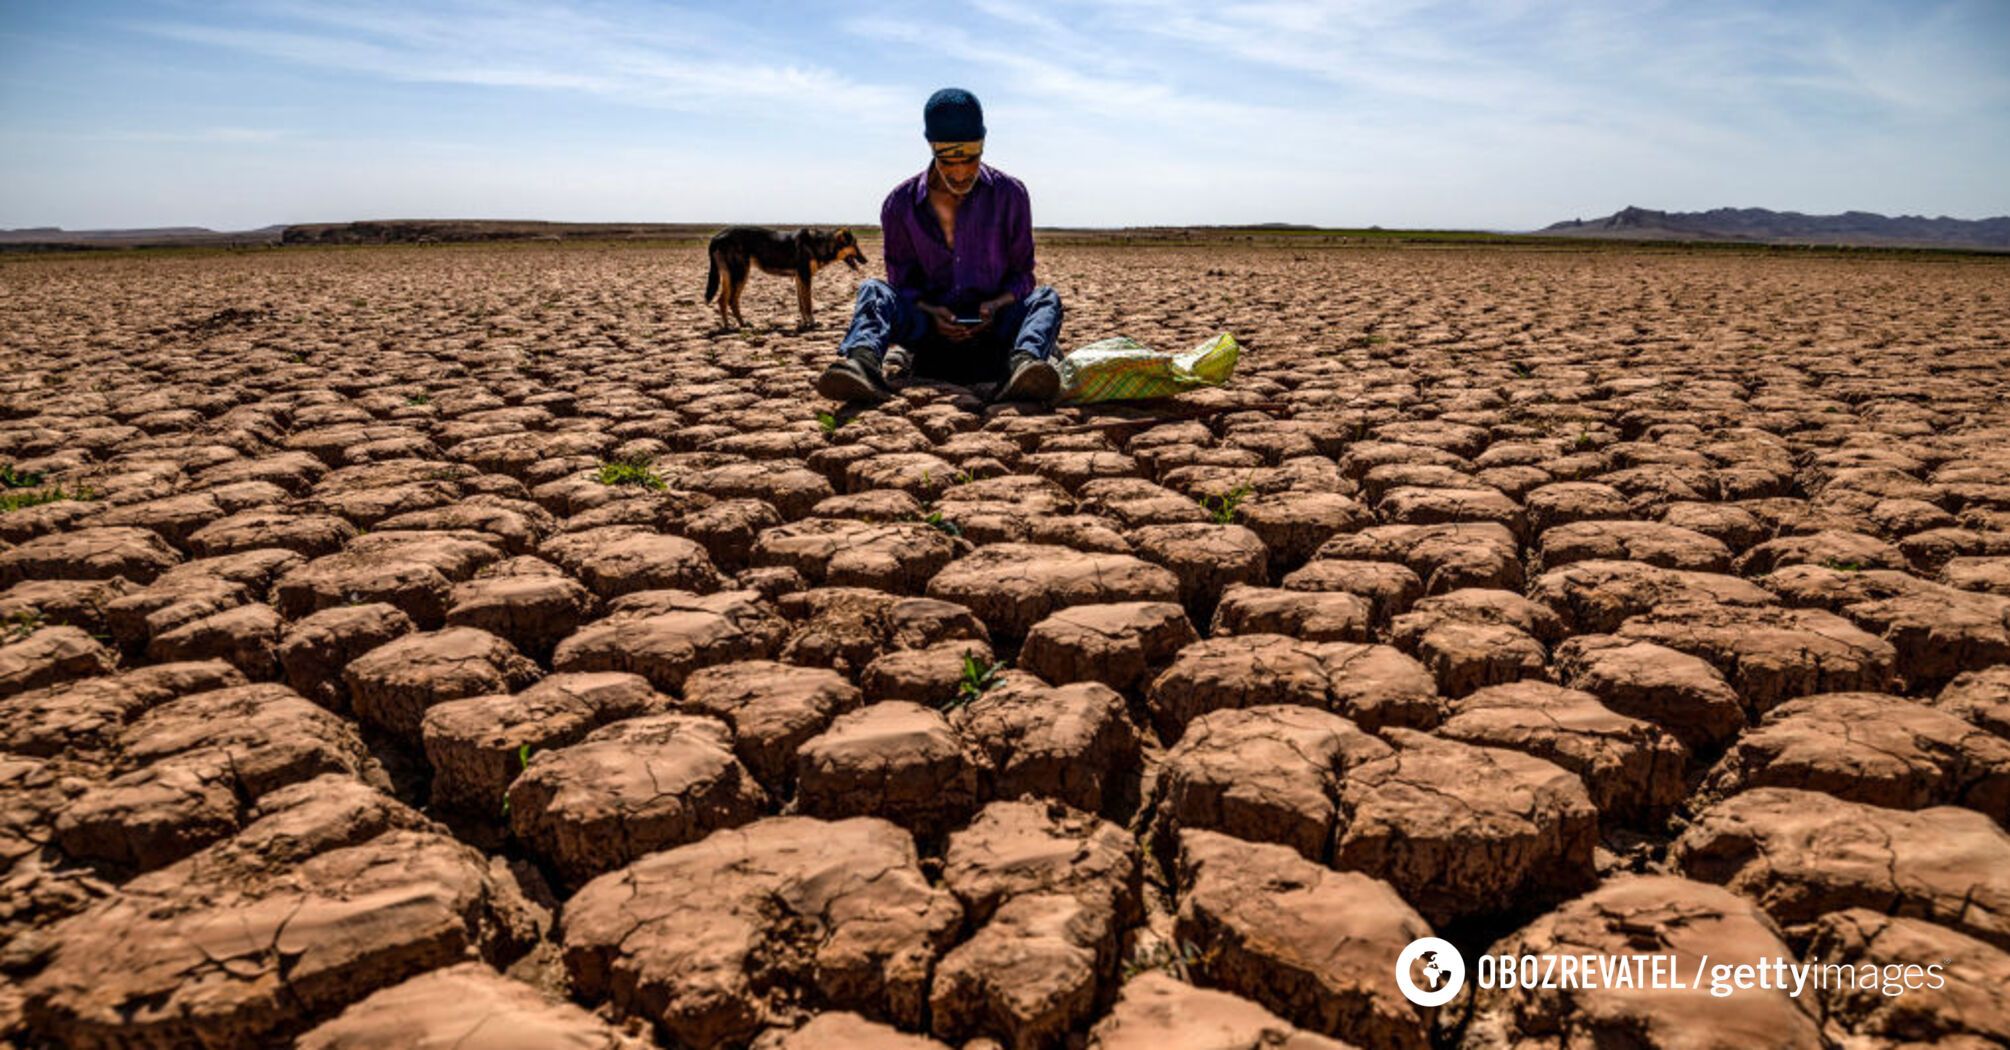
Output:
top-left (879, 162), bottom-right (1036, 311)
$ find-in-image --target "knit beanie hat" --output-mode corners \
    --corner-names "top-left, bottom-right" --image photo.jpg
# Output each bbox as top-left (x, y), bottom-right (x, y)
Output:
top-left (923, 88), bottom-right (986, 142)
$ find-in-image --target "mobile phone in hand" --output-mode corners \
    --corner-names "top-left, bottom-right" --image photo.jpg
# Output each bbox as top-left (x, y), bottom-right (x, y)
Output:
top-left (952, 313), bottom-right (983, 327)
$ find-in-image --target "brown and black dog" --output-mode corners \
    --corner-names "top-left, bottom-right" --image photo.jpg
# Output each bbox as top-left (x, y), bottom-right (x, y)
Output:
top-left (705, 226), bottom-right (867, 330)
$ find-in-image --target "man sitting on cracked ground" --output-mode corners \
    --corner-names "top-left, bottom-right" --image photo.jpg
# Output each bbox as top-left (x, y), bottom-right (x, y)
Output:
top-left (817, 87), bottom-right (1064, 405)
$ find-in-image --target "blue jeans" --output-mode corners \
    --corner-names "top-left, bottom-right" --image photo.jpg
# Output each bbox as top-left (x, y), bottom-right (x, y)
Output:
top-left (838, 279), bottom-right (1063, 383)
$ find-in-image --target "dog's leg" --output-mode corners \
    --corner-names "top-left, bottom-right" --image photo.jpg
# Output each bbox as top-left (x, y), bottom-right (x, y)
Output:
top-left (715, 268), bottom-right (735, 329)
top-left (730, 268), bottom-right (749, 328)
top-left (796, 273), bottom-right (815, 330)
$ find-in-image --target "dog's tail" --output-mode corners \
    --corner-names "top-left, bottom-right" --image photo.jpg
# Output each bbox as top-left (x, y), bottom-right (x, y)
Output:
top-left (704, 246), bottom-right (720, 302)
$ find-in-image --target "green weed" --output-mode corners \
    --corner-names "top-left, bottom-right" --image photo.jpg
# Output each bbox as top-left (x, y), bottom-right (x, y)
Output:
top-left (3, 609), bottom-right (47, 643)
top-left (940, 650), bottom-right (1003, 713)
top-left (594, 457), bottom-right (667, 491)
top-left (0, 465), bottom-right (44, 489)
top-left (500, 743), bottom-right (534, 817)
top-left (1121, 939), bottom-right (1216, 983)
top-left (0, 482), bottom-right (97, 514)
top-left (1199, 482), bottom-right (1252, 525)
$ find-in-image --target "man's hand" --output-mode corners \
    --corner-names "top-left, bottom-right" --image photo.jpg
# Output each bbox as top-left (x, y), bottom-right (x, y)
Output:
top-left (976, 292), bottom-right (1016, 328)
top-left (920, 302), bottom-right (975, 342)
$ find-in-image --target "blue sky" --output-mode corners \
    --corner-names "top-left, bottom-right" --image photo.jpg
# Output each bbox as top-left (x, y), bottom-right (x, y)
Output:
top-left (2, 0), bottom-right (2006, 230)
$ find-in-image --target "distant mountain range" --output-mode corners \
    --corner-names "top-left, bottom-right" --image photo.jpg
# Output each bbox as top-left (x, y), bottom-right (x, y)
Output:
top-left (0, 225), bottom-right (288, 250)
top-left (1540, 206), bottom-right (2010, 250)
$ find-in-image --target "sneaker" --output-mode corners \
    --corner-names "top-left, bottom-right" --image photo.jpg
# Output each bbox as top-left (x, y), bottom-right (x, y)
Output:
top-left (997, 352), bottom-right (1061, 402)
top-left (816, 351), bottom-right (890, 403)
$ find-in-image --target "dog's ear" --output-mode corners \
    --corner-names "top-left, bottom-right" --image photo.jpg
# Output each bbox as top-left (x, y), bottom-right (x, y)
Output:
top-left (796, 228), bottom-right (811, 241)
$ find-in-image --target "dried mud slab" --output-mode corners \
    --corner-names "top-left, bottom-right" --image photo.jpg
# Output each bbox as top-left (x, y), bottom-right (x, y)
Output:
top-left (552, 589), bottom-right (787, 693)
top-left (52, 682), bottom-right (382, 870)
top-left (1615, 601), bottom-right (1896, 715)
top-left (507, 712), bottom-right (767, 889)
top-left (559, 816), bottom-right (962, 1047)
top-left (1085, 972), bottom-right (1351, 1049)
top-left (795, 700), bottom-right (981, 840)
top-left (1315, 523), bottom-right (1522, 594)
top-left (753, 1012), bottom-right (952, 1049)
top-left (20, 778), bottom-right (537, 1049)
top-left (1456, 875), bottom-right (1822, 1049)
top-left (344, 626), bottom-right (541, 738)
top-left (0, 659), bottom-right (246, 759)
top-left (0, 526), bottom-right (182, 586)
top-left (951, 677), bottom-right (1141, 816)
top-left (1436, 681), bottom-right (1687, 824)
top-left (1018, 601), bottom-right (1198, 694)
top-left (1673, 787), bottom-right (2010, 947)
top-left (1153, 704), bottom-right (1390, 863)
top-left (775, 587), bottom-right (986, 677)
top-left (1528, 559), bottom-right (1775, 635)
top-left (421, 671), bottom-right (669, 813)
top-left (1334, 729), bottom-right (1597, 926)
top-left (0, 626), bottom-right (118, 699)
top-left (1176, 829), bottom-right (1433, 1048)
top-left (1146, 634), bottom-right (1443, 740)
top-left (931, 799), bottom-right (1141, 1047)
top-left (680, 659), bottom-right (861, 792)
top-left (1934, 664), bottom-right (2010, 739)
top-left (926, 543), bottom-right (1180, 641)
top-left (1803, 909), bottom-right (2010, 1048)
top-left (1551, 634), bottom-right (1747, 753)
top-left (295, 961), bottom-right (650, 1049)
top-left (1701, 691), bottom-right (2010, 820)
top-left (1210, 583), bottom-right (1372, 643)
top-left (751, 518), bottom-right (957, 594)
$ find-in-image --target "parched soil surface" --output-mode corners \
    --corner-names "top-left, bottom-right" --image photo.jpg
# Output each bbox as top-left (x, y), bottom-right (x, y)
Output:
top-left (4, 241), bottom-right (2010, 1048)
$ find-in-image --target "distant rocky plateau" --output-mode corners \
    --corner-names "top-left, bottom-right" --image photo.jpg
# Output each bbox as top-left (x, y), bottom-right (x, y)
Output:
top-left (1541, 206), bottom-right (2010, 250)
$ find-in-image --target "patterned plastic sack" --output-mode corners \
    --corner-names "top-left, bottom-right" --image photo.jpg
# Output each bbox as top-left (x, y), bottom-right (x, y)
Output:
top-left (1056, 332), bottom-right (1241, 403)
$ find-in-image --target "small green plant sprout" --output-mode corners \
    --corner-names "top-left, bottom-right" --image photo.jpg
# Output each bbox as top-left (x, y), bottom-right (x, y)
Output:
top-left (1198, 482), bottom-right (1252, 525)
top-left (593, 456), bottom-right (666, 491)
top-left (1820, 557), bottom-right (1866, 573)
top-left (815, 410), bottom-right (848, 435)
top-left (405, 393), bottom-right (431, 406)
top-left (922, 509), bottom-right (962, 539)
top-left (1572, 431), bottom-right (1597, 451)
top-left (1121, 938), bottom-right (1215, 983)
top-left (500, 743), bottom-right (535, 817)
top-left (0, 464), bottom-right (44, 489)
top-left (939, 650), bottom-right (1003, 713)
top-left (3, 609), bottom-right (48, 643)
top-left (1510, 361), bottom-right (1534, 379)
top-left (952, 469), bottom-right (975, 487)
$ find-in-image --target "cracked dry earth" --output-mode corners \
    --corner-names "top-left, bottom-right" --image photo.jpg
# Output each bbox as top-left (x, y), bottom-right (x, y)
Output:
top-left (2, 240), bottom-right (2009, 1050)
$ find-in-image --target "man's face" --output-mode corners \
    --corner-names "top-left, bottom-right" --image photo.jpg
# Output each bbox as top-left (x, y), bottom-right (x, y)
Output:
top-left (933, 152), bottom-right (982, 195)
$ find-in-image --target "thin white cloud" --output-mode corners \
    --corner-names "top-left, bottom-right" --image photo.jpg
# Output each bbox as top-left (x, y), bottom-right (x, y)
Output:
top-left (841, 14), bottom-right (1285, 129)
top-left (125, 1), bottom-right (904, 120)
top-left (96, 126), bottom-right (294, 144)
